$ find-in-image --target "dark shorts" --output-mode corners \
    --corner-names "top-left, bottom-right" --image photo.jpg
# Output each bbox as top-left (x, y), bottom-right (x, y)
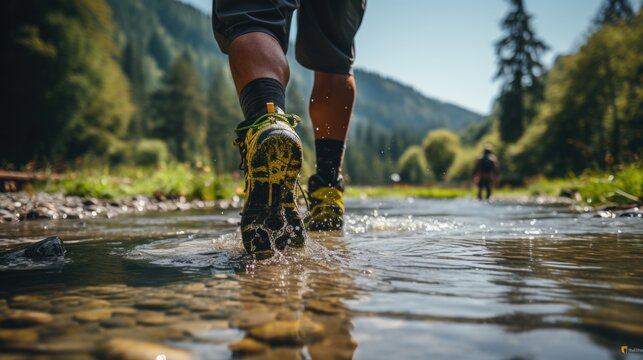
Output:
top-left (211, 0), bottom-right (366, 74)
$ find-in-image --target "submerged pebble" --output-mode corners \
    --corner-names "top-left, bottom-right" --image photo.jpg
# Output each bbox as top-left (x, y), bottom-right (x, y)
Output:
top-left (3, 310), bottom-right (54, 327)
top-left (100, 338), bottom-right (193, 360)
top-left (228, 337), bottom-right (269, 354)
top-left (73, 309), bottom-right (113, 323)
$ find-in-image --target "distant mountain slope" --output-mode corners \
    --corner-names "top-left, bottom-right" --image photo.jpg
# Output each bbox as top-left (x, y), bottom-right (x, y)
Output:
top-left (108, 0), bottom-right (484, 142)
top-left (353, 70), bottom-right (483, 139)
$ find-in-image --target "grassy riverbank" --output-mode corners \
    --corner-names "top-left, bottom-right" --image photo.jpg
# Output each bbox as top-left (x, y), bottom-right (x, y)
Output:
top-left (33, 164), bottom-right (238, 201)
top-left (27, 165), bottom-right (642, 207)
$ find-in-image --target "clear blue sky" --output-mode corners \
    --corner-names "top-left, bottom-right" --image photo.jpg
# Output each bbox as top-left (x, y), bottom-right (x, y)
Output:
top-left (180, 0), bottom-right (639, 114)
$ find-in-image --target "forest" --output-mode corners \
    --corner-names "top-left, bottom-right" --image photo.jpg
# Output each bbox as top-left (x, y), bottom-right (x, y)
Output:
top-left (0, 0), bottom-right (640, 188)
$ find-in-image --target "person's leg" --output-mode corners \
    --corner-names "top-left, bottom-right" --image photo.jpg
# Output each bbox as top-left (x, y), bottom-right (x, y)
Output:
top-left (309, 71), bottom-right (356, 184)
top-left (477, 184), bottom-right (483, 200)
top-left (486, 182), bottom-right (492, 200)
top-left (295, 0), bottom-right (365, 231)
top-left (211, 0), bottom-right (305, 257)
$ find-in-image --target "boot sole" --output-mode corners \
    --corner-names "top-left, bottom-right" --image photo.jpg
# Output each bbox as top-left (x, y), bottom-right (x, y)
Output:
top-left (241, 129), bottom-right (306, 255)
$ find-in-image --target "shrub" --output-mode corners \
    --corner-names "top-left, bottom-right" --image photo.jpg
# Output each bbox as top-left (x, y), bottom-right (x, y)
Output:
top-left (133, 139), bottom-right (169, 167)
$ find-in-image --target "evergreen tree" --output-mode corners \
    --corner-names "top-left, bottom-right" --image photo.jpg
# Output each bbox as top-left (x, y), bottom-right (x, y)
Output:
top-left (594, 0), bottom-right (634, 25)
top-left (150, 51), bottom-right (207, 163)
top-left (0, 0), bottom-right (134, 166)
top-left (205, 65), bottom-right (239, 173)
top-left (122, 39), bottom-right (147, 139)
top-left (495, 0), bottom-right (548, 142)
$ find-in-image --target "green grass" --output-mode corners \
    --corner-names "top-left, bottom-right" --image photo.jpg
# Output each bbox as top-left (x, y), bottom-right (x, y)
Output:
top-left (524, 165), bottom-right (642, 206)
top-left (31, 164), bottom-right (642, 207)
top-left (346, 185), bottom-right (471, 199)
top-left (34, 164), bottom-right (239, 201)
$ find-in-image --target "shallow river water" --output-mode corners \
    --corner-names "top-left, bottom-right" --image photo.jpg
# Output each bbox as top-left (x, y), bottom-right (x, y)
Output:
top-left (0, 198), bottom-right (642, 359)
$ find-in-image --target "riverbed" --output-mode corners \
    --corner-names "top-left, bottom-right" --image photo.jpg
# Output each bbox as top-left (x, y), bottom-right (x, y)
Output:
top-left (0, 198), bottom-right (642, 359)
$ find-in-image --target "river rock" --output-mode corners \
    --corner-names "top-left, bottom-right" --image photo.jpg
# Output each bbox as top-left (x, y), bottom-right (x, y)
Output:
top-left (73, 309), bottom-right (113, 323)
top-left (228, 338), bottom-right (268, 354)
top-left (136, 313), bottom-right (176, 326)
top-left (0, 329), bottom-right (38, 343)
top-left (110, 307), bottom-right (138, 316)
top-left (4, 310), bottom-right (54, 327)
top-left (135, 300), bottom-right (176, 311)
top-left (25, 207), bottom-right (58, 220)
top-left (100, 338), bottom-right (193, 360)
top-left (101, 317), bottom-right (136, 329)
top-left (231, 310), bottom-right (276, 329)
top-left (247, 320), bottom-right (305, 344)
top-left (620, 210), bottom-right (641, 218)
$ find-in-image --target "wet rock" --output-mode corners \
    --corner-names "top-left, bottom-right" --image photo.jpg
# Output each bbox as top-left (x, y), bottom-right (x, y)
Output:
top-left (231, 310), bottom-right (276, 329)
top-left (181, 283), bottom-right (206, 293)
top-left (82, 198), bottom-right (98, 207)
top-left (136, 313), bottom-right (175, 326)
top-left (228, 338), bottom-right (268, 354)
top-left (0, 236), bottom-right (65, 263)
top-left (40, 339), bottom-right (95, 353)
top-left (73, 309), bottom-right (113, 323)
top-left (110, 307), bottom-right (138, 316)
top-left (620, 209), bottom-right (642, 218)
top-left (100, 338), bottom-right (193, 360)
top-left (26, 207), bottom-right (58, 220)
top-left (0, 329), bottom-right (38, 344)
top-left (0, 209), bottom-right (16, 222)
top-left (135, 300), bottom-right (176, 311)
top-left (594, 210), bottom-right (615, 218)
top-left (3, 310), bottom-right (54, 327)
top-left (199, 311), bottom-right (229, 320)
top-left (247, 320), bottom-right (306, 344)
top-left (101, 318), bottom-right (136, 329)
top-left (171, 320), bottom-right (228, 336)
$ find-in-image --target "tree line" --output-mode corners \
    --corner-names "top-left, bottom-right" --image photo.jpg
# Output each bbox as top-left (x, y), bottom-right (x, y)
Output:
top-left (1, 0), bottom-right (639, 187)
top-left (397, 0), bottom-right (642, 184)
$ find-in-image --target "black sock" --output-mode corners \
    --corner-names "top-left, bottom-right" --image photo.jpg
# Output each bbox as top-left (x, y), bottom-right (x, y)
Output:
top-left (315, 139), bottom-right (345, 184)
top-left (237, 78), bottom-right (285, 131)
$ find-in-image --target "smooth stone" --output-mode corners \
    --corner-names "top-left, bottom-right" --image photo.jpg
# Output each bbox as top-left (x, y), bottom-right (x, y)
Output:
top-left (247, 321), bottom-right (303, 344)
top-left (100, 338), bottom-right (193, 360)
top-left (186, 301), bottom-right (220, 313)
top-left (171, 320), bottom-right (228, 336)
top-left (231, 311), bottom-right (276, 329)
top-left (135, 300), bottom-right (176, 311)
top-left (228, 338), bottom-right (268, 354)
top-left (137, 315), bottom-right (174, 326)
top-left (109, 307), bottom-right (138, 316)
top-left (181, 283), bottom-right (206, 293)
top-left (40, 340), bottom-right (95, 353)
top-left (0, 329), bottom-right (38, 343)
top-left (4, 310), bottom-right (54, 326)
top-left (199, 312), bottom-right (229, 320)
top-left (101, 317), bottom-right (136, 329)
top-left (73, 309), bottom-right (113, 322)
top-left (306, 300), bottom-right (342, 315)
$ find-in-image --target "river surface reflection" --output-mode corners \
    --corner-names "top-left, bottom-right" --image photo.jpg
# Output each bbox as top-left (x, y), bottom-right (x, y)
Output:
top-left (0, 198), bottom-right (641, 359)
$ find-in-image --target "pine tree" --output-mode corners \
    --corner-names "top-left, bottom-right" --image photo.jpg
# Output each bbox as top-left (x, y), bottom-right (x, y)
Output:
top-left (594, 0), bottom-right (634, 25)
top-left (205, 65), bottom-right (239, 172)
top-left (495, 0), bottom-right (548, 143)
top-left (1, 0), bottom-right (135, 165)
top-left (150, 51), bottom-right (207, 163)
top-left (122, 39), bottom-right (147, 139)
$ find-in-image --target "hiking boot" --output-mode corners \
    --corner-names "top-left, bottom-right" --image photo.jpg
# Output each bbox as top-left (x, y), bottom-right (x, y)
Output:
top-left (305, 174), bottom-right (345, 231)
top-left (235, 103), bottom-right (306, 259)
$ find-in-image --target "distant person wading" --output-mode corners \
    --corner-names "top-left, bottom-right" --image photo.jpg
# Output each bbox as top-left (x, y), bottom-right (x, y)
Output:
top-left (473, 146), bottom-right (499, 200)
